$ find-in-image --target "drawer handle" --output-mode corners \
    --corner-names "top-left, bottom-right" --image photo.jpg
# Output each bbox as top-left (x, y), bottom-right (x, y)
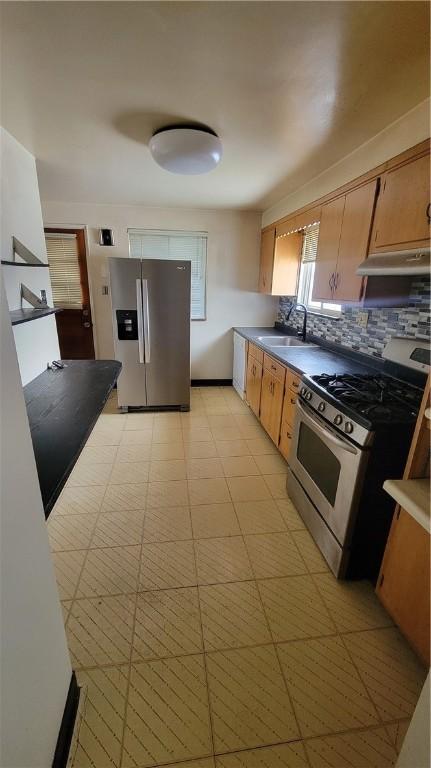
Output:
top-left (290, 398), bottom-right (296, 404)
top-left (286, 432), bottom-right (292, 439)
top-left (271, 365), bottom-right (276, 371)
top-left (291, 381), bottom-right (299, 388)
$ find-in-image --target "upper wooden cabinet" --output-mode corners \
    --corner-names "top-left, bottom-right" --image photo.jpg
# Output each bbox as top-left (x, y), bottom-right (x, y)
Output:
top-left (258, 228), bottom-right (276, 293)
top-left (371, 153), bottom-right (430, 252)
top-left (313, 179), bottom-right (378, 303)
top-left (313, 196), bottom-right (345, 302)
top-left (259, 227), bottom-right (302, 296)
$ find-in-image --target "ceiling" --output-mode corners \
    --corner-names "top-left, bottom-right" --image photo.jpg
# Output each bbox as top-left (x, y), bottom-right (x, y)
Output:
top-left (1, 2), bottom-right (429, 211)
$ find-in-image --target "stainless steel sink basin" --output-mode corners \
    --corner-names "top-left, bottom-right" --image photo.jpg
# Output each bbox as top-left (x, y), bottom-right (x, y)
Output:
top-left (256, 336), bottom-right (316, 347)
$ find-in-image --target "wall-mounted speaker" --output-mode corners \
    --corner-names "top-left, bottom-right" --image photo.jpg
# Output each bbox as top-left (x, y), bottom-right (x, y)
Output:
top-left (99, 228), bottom-right (115, 246)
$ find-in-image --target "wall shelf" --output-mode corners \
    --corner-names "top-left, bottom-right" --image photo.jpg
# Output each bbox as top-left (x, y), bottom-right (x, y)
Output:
top-left (10, 307), bottom-right (62, 326)
top-left (1, 259), bottom-right (49, 268)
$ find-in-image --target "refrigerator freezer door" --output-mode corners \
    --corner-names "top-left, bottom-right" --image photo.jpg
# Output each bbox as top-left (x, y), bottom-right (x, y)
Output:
top-left (141, 259), bottom-right (191, 407)
top-left (109, 257), bottom-right (147, 407)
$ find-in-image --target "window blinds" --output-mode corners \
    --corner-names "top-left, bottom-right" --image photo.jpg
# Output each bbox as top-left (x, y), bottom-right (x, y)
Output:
top-left (301, 223), bottom-right (320, 263)
top-left (45, 233), bottom-right (83, 309)
top-left (128, 229), bottom-right (207, 320)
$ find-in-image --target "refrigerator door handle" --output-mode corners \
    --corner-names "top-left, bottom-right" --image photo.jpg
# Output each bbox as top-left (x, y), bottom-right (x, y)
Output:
top-left (142, 279), bottom-right (151, 363)
top-left (136, 278), bottom-right (145, 364)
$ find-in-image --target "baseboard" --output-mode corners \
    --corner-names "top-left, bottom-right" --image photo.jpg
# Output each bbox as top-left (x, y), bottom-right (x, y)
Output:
top-left (191, 379), bottom-right (233, 387)
top-left (52, 672), bottom-right (80, 768)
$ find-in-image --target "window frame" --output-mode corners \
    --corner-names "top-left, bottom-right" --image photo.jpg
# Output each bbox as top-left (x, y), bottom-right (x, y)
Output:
top-left (296, 225), bottom-right (342, 318)
top-left (128, 229), bottom-right (208, 321)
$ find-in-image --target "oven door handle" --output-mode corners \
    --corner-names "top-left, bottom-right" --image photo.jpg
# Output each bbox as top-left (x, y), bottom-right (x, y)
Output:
top-left (296, 399), bottom-right (358, 455)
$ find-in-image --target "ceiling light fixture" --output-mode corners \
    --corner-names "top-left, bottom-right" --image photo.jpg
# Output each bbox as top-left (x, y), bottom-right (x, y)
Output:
top-left (149, 126), bottom-right (222, 175)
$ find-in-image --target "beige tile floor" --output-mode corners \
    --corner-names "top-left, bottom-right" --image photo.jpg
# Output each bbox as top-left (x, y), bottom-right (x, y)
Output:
top-left (47, 387), bottom-right (427, 768)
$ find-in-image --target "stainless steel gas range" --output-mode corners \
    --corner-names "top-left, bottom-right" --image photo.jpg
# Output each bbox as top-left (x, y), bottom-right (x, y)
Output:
top-left (287, 337), bottom-right (430, 580)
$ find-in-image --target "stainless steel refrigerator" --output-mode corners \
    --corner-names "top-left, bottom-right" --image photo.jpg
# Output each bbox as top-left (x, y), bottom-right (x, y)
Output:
top-left (109, 257), bottom-right (191, 410)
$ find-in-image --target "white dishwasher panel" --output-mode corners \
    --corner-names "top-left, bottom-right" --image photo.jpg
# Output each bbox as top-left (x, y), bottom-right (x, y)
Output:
top-left (233, 332), bottom-right (247, 399)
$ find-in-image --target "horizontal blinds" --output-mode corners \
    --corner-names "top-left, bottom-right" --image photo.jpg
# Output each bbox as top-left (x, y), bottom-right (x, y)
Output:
top-left (301, 223), bottom-right (320, 263)
top-left (128, 229), bottom-right (207, 320)
top-left (45, 234), bottom-right (83, 309)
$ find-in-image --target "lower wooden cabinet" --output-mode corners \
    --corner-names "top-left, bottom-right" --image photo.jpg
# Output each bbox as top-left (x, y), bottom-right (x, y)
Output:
top-left (260, 363), bottom-right (285, 444)
top-left (244, 343), bottom-right (299, 459)
top-left (278, 384), bottom-right (298, 460)
top-left (246, 353), bottom-right (262, 417)
top-left (377, 507), bottom-right (430, 665)
top-left (279, 419), bottom-right (293, 460)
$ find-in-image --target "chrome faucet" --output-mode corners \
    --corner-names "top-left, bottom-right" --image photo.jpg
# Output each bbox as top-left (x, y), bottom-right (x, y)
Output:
top-left (285, 302), bottom-right (308, 342)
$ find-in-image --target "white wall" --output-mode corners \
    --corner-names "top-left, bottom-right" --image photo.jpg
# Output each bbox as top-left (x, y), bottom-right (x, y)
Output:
top-left (41, 203), bottom-right (278, 378)
top-left (262, 98), bottom-right (431, 226)
top-left (1, 128), bottom-right (60, 384)
top-left (0, 270), bottom-right (72, 767)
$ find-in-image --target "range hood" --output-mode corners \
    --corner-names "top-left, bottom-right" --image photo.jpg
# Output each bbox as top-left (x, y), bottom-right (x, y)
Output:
top-left (356, 248), bottom-right (430, 276)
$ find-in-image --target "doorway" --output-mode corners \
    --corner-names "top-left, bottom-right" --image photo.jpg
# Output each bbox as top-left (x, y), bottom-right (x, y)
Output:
top-left (44, 228), bottom-right (95, 359)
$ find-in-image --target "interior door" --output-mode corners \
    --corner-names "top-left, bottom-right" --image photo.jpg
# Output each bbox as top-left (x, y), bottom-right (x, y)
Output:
top-left (142, 259), bottom-right (191, 407)
top-left (45, 228), bottom-right (95, 359)
top-left (108, 257), bottom-right (147, 407)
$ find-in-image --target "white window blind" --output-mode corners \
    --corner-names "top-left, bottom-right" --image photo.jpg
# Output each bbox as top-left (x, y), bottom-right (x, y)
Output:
top-left (297, 223), bottom-right (342, 316)
top-left (45, 233), bottom-right (83, 309)
top-left (128, 229), bottom-right (207, 320)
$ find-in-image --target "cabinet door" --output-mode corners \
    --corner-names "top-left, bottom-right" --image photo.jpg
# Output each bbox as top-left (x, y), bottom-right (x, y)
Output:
top-left (334, 180), bottom-right (378, 302)
top-left (260, 370), bottom-right (285, 444)
top-left (281, 387), bottom-right (297, 428)
top-left (312, 196), bottom-right (345, 301)
top-left (272, 230), bottom-right (303, 296)
top-left (371, 153), bottom-right (430, 250)
top-left (258, 228), bottom-right (276, 293)
top-left (246, 354), bottom-right (262, 417)
top-left (279, 419), bottom-right (293, 461)
top-left (377, 507), bottom-right (430, 665)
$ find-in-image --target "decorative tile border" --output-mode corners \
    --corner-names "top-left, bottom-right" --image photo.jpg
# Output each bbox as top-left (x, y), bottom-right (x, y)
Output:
top-left (277, 278), bottom-right (430, 358)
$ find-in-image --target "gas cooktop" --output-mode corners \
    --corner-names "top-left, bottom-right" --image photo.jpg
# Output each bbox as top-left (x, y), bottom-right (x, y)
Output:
top-left (307, 372), bottom-right (422, 429)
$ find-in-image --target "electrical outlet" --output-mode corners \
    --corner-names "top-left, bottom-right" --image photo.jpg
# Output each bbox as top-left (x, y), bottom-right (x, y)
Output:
top-left (357, 311), bottom-right (369, 328)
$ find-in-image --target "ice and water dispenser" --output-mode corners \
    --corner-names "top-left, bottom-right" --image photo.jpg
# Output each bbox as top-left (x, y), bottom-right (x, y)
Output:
top-left (116, 310), bottom-right (138, 340)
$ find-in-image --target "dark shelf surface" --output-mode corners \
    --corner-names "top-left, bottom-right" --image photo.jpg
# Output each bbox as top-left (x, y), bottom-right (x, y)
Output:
top-left (10, 307), bottom-right (62, 326)
top-left (2, 259), bottom-right (49, 268)
top-left (24, 360), bottom-right (122, 518)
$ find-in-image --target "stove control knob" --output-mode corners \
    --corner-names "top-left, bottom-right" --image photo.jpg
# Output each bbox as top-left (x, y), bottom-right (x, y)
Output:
top-left (318, 401), bottom-right (325, 412)
top-left (300, 387), bottom-right (307, 397)
top-left (305, 391), bottom-right (312, 401)
top-left (344, 422), bottom-right (354, 434)
top-left (334, 414), bottom-right (343, 426)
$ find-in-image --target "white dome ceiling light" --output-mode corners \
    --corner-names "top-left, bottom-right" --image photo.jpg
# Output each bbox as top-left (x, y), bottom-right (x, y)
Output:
top-left (149, 126), bottom-right (222, 175)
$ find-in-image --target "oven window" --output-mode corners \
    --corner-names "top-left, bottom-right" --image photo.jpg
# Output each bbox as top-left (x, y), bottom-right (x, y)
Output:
top-left (297, 422), bottom-right (341, 506)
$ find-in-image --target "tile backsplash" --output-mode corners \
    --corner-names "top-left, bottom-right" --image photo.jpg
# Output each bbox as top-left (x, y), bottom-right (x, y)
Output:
top-left (277, 277), bottom-right (430, 358)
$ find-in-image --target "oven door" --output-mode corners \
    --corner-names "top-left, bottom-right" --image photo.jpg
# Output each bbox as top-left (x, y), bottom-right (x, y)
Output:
top-left (289, 398), bottom-right (368, 545)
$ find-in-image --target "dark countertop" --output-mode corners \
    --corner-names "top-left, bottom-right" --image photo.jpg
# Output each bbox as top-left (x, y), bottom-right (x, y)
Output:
top-left (233, 327), bottom-right (379, 377)
top-left (24, 359), bottom-right (121, 518)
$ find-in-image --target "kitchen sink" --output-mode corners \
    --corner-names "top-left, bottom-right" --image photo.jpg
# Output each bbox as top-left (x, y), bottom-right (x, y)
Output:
top-left (256, 336), bottom-right (316, 347)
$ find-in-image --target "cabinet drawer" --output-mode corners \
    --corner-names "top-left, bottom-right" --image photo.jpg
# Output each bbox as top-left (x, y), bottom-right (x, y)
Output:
top-left (249, 342), bottom-right (264, 364)
top-left (279, 419), bottom-right (293, 461)
top-left (286, 369), bottom-right (301, 393)
top-left (282, 390), bottom-right (297, 427)
top-left (263, 353), bottom-right (286, 382)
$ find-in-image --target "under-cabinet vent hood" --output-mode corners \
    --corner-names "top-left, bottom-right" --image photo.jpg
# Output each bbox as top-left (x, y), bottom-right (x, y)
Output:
top-left (356, 248), bottom-right (430, 276)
